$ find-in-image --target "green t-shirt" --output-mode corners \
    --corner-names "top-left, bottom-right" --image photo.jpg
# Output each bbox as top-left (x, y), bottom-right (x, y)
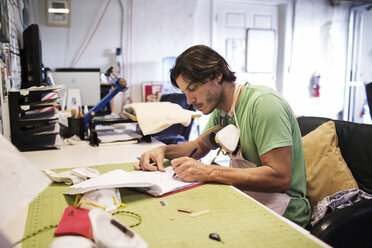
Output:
top-left (204, 83), bottom-right (311, 228)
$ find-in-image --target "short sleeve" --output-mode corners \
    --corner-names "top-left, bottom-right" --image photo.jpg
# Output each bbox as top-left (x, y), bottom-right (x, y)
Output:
top-left (251, 94), bottom-right (293, 155)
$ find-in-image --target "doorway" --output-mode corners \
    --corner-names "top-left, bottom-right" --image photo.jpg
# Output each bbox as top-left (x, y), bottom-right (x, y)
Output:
top-left (212, 0), bottom-right (290, 92)
top-left (343, 3), bottom-right (372, 123)
top-left (201, 0), bottom-right (291, 165)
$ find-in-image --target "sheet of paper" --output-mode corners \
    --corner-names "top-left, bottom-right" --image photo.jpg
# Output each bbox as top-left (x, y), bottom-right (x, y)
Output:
top-left (0, 135), bottom-right (51, 228)
top-left (65, 167), bottom-right (200, 196)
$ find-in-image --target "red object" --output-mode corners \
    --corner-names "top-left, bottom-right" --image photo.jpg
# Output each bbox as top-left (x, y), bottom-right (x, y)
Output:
top-left (142, 83), bottom-right (162, 102)
top-left (54, 206), bottom-right (94, 240)
top-left (311, 74), bottom-right (321, 97)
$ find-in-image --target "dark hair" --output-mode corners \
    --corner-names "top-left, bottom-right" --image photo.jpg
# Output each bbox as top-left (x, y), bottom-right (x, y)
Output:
top-left (170, 45), bottom-right (236, 88)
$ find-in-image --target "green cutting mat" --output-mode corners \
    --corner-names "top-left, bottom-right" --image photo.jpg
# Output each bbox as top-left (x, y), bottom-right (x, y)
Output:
top-left (22, 163), bottom-right (323, 248)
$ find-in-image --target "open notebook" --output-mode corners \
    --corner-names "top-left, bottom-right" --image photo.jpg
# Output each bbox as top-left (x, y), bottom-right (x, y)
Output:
top-left (64, 167), bottom-right (202, 197)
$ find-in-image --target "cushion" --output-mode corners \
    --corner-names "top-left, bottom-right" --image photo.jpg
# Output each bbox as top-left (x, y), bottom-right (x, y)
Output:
top-left (302, 121), bottom-right (358, 207)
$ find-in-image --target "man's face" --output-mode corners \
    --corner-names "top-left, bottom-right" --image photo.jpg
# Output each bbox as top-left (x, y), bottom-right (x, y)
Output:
top-left (176, 74), bottom-right (223, 115)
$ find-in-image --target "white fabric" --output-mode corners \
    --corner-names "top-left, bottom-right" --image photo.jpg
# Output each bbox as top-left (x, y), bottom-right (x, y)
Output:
top-left (78, 188), bottom-right (122, 211)
top-left (42, 167), bottom-right (100, 185)
top-left (123, 102), bottom-right (192, 135)
top-left (43, 169), bottom-right (83, 185)
top-left (72, 167), bottom-right (100, 180)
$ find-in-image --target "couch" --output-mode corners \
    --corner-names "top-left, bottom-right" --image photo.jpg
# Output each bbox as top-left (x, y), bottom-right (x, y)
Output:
top-left (297, 116), bottom-right (372, 248)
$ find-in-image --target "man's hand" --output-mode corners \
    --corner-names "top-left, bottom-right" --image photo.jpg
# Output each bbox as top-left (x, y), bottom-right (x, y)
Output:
top-left (134, 146), bottom-right (166, 172)
top-left (171, 157), bottom-right (212, 182)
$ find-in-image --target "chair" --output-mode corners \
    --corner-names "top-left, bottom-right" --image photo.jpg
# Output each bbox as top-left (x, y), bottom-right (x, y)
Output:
top-left (297, 116), bottom-right (372, 248)
top-left (152, 93), bottom-right (195, 144)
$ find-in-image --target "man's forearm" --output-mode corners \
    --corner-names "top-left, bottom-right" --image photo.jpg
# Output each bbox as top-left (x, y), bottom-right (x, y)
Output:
top-left (163, 140), bottom-right (199, 159)
top-left (164, 136), bottom-right (209, 160)
top-left (208, 165), bottom-right (290, 193)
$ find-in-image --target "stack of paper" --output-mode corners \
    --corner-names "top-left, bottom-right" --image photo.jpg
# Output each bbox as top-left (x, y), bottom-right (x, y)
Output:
top-left (64, 167), bottom-right (201, 196)
top-left (97, 128), bottom-right (142, 143)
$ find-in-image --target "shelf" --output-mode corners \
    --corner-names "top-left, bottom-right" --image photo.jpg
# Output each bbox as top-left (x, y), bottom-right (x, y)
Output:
top-left (8, 86), bottom-right (62, 151)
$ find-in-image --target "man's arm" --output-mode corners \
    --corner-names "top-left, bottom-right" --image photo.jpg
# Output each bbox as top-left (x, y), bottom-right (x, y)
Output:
top-left (172, 146), bottom-right (292, 193)
top-left (135, 136), bottom-right (210, 172)
top-left (164, 136), bottom-right (210, 160)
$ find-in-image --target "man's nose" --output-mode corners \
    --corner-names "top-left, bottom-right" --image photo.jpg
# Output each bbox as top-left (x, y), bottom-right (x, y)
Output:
top-left (185, 93), bottom-right (195, 105)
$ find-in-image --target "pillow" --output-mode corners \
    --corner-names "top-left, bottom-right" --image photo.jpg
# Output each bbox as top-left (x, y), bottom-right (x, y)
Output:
top-left (302, 121), bottom-right (358, 207)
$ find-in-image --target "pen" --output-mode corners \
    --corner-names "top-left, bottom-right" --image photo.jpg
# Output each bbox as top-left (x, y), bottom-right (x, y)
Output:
top-left (173, 148), bottom-right (198, 178)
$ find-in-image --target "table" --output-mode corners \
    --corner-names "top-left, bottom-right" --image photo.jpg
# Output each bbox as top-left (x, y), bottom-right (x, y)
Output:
top-left (20, 137), bottom-right (163, 170)
top-left (2, 139), bottom-right (329, 248)
top-left (0, 138), bottom-right (163, 247)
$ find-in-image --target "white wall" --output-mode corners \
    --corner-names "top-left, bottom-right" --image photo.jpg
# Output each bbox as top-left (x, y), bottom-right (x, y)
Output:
top-left (33, 0), bottom-right (212, 104)
top-left (31, 0), bottom-right (362, 120)
top-left (283, 0), bottom-right (351, 119)
top-left (126, 0), bottom-right (200, 102)
top-left (35, 0), bottom-right (123, 71)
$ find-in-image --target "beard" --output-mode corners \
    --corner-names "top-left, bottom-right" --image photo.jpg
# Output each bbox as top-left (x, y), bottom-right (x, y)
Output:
top-left (194, 87), bottom-right (224, 115)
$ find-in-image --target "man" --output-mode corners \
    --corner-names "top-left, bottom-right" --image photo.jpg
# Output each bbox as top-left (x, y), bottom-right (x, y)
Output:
top-left (135, 45), bottom-right (311, 228)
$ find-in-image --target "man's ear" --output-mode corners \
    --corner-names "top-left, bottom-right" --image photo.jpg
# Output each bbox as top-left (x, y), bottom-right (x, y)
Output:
top-left (216, 72), bottom-right (223, 84)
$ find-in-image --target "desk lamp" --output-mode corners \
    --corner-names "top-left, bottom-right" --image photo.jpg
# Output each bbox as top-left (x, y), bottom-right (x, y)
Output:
top-left (83, 67), bottom-right (129, 135)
